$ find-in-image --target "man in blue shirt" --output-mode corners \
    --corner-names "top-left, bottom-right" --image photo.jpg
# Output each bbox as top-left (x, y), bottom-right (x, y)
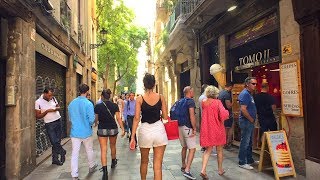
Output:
top-left (179, 86), bottom-right (197, 180)
top-left (68, 84), bottom-right (97, 179)
top-left (238, 77), bottom-right (258, 170)
top-left (126, 92), bottom-right (137, 145)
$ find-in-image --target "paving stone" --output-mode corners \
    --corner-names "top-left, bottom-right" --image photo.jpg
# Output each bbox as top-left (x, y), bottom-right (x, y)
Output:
top-left (24, 131), bottom-right (304, 180)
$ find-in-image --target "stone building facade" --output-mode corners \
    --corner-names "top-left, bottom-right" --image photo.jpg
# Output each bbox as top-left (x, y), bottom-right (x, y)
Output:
top-left (152, 0), bottom-right (314, 177)
top-left (291, 0), bottom-right (320, 179)
top-left (0, 0), bottom-right (98, 179)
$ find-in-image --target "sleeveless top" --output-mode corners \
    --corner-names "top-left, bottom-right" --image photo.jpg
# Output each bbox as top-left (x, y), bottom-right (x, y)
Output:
top-left (141, 96), bottom-right (162, 124)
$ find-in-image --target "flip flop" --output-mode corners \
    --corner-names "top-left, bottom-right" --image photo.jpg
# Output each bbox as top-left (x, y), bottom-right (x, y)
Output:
top-left (218, 169), bottom-right (228, 176)
top-left (218, 171), bottom-right (225, 176)
top-left (200, 173), bottom-right (209, 179)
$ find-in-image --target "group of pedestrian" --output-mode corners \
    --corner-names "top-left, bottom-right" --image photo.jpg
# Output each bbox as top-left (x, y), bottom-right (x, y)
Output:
top-left (174, 77), bottom-right (276, 179)
top-left (34, 74), bottom-right (276, 180)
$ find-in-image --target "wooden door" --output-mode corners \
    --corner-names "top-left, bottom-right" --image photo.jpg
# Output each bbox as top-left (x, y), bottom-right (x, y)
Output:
top-left (0, 59), bottom-right (6, 179)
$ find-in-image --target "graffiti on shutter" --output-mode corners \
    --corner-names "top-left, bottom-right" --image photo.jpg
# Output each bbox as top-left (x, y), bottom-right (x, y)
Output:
top-left (35, 53), bottom-right (66, 157)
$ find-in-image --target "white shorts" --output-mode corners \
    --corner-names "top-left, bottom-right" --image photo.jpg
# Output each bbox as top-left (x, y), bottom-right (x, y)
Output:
top-left (138, 120), bottom-right (168, 148)
top-left (179, 126), bottom-right (197, 149)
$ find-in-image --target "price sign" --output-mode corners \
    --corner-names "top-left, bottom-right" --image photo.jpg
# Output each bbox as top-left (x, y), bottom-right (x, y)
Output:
top-left (280, 60), bottom-right (303, 116)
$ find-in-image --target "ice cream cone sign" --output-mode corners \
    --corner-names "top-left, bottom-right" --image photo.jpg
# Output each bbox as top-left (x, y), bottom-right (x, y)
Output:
top-left (210, 64), bottom-right (226, 88)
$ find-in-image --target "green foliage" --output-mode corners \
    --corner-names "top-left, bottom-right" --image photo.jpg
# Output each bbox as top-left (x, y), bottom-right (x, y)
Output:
top-left (96, 0), bottom-right (148, 94)
top-left (154, 27), bottom-right (169, 57)
top-left (162, 0), bottom-right (178, 13)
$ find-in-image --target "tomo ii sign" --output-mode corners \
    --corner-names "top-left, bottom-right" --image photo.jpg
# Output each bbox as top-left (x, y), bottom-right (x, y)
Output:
top-left (280, 60), bottom-right (303, 117)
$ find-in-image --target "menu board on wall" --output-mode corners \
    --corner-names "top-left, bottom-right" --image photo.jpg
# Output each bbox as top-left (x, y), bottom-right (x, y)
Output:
top-left (280, 60), bottom-right (303, 116)
top-left (259, 131), bottom-right (296, 180)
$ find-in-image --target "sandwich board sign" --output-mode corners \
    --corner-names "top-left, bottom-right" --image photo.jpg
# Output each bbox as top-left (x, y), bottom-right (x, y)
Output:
top-left (258, 130), bottom-right (296, 180)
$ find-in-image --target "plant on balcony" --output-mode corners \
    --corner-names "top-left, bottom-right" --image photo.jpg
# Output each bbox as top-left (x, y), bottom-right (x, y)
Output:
top-left (163, 0), bottom-right (179, 13)
top-left (96, 0), bottom-right (148, 94)
top-left (60, 0), bottom-right (71, 32)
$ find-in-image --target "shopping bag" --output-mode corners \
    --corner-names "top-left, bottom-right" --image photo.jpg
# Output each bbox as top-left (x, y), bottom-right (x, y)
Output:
top-left (163, 117), bottom-right (179, 140)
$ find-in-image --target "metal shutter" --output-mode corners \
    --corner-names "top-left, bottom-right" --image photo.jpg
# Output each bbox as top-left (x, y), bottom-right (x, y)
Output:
top-left (35, 52), bottom-right (66, 157)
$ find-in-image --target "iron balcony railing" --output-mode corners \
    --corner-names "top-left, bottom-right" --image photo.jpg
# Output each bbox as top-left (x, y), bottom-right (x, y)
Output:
top-left (165, 0), bottom-right (204, 34)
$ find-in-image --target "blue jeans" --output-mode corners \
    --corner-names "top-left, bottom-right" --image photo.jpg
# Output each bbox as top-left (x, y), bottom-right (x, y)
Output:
top-left (45, 119), bottom-right (66, 161)
top-left (238, 119), bottom-right (255, 165)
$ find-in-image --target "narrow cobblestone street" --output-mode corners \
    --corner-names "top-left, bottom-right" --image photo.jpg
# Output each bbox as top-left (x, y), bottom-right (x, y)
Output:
top-left (24, 128), bottom-right (304, 180)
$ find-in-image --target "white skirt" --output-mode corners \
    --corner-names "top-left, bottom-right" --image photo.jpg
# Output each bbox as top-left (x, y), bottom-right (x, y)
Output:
top-left (138, 120), bottom-right (168, 148)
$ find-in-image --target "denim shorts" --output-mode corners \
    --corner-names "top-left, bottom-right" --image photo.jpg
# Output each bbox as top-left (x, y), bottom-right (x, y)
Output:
top-left (97, 128), bottom-right (118, 137)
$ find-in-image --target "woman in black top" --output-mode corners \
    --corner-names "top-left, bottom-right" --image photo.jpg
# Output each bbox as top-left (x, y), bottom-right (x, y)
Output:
top-left (130, 73), bottom-right (168, 180)
top-left (94, 89), bottom-right (125, 180)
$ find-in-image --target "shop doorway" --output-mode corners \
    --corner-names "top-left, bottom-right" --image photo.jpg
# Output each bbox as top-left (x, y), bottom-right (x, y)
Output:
top-left (180, 70), bottom-right (190, 98)
top-left (0, 60), bottom-right (6, 179)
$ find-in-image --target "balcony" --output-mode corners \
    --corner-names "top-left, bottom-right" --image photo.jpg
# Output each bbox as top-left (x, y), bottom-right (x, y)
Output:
top-left (165, 0), bottom-right (204, 34)
top-left (183, 0), bottom-right (236, 29)
top-left (163, 0), bottom-right (236, 33)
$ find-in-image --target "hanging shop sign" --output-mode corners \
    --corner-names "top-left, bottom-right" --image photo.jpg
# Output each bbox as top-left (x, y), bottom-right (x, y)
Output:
top-left (91, 72), bottom-right (97, 82)
top-left (235, 48), bottom-right (279, 70)
top-left (259, 131), bottom-right (296, 180)
top-left (280, 60), bottom-right (303, 116)
top-left (229, 13), bottom-right (278, 49)
top-left (35, 33), bottom-right (68, 67)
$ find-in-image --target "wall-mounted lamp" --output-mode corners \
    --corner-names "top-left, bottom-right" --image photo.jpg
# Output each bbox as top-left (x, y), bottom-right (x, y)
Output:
top-left (227, 5), bottom-right (237, 12)
top-left (90, 28), bottom-right (108, 49)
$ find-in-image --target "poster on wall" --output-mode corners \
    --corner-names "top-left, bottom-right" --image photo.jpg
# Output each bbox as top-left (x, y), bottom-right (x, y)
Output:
top-left (280, 60), bottom-right (303, 116)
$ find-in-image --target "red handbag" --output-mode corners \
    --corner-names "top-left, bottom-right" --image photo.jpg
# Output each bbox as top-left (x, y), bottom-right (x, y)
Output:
top-left (163, 117), bottom-right (179, 140)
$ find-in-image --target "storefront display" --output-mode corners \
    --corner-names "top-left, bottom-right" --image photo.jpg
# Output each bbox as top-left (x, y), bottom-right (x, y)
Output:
top-left (228, 12), bottom-right (282, 147)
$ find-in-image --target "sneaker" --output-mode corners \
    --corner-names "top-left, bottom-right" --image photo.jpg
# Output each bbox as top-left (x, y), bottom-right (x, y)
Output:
top-left (52, 159), bottom-right (63, 166)
top-left (72, 177), bottom-right (79, 180)
top-left (250, 160), bottom-right (259, 165)
top-left (224, 144), bottom-right (232, 150)
top-left (183, 171), bottom-right (196, 180)
top-left (111, 159), bottom-right (118, 168)
top-left (89, 164), bottom-right (98, 173)
top-left (60, 150), bottom-right (66, 163)
top-left (211, 152), bottom-right (217, 156)
top-left (239, 164), bottom-right (254, 170)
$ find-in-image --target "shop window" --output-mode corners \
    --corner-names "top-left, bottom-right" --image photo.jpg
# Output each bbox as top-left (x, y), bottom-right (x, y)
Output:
top-left (201, 40), bottom-right (218, 87)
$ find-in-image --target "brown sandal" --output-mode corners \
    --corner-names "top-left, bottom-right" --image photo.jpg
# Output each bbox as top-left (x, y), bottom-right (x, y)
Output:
top-left (218, 170), bottom-right (226, 176)
top-left (200, 173), bottom-right (209, 179)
